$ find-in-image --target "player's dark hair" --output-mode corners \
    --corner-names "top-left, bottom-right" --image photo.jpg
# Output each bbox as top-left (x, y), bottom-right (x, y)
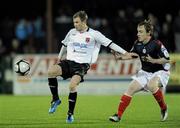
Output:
top-left (138, 19), bottom-right (154, 36)
top-left (73, 10), bottom-right (88, 22)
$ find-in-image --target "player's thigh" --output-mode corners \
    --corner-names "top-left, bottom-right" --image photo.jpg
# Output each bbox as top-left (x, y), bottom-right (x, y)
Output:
top-left (69, 75), bottom-right (81, 90)
top-left (125, 80), bottom-right (143, 96)
top-left (147, 76), bottom-right (160, 92)
top-left (48, 64), bottom-right (62, 77)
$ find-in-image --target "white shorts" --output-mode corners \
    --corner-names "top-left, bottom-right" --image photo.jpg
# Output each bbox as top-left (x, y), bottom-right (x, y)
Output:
top-left (132, 70), bottom-right (170, 90)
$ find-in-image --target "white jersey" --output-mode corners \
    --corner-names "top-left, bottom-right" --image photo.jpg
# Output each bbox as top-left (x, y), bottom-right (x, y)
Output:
top-left (61, 28), bottom-right (112, 64)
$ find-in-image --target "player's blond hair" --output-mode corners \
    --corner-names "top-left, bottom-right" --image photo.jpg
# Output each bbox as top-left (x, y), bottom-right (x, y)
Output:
top-left (73, 11), bottom-right (88, 22)
top-left (138, 19), bottom-right (154, 36)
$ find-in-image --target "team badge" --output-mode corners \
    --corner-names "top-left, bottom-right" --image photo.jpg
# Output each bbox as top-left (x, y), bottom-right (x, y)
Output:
top-left (142, 48), bottom-right (146, 54)
top-left (85, 37), bottom-right (90, 43)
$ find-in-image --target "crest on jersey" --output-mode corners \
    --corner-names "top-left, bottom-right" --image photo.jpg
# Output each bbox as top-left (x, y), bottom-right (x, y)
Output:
top-left (142, 48), bottom-right (146, 54)
top-left (85, 37), bottom-right (90, 43)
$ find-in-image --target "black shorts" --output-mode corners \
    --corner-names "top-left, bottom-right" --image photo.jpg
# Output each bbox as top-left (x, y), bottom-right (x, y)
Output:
top-left (58, 60), bottom-right (90, 82)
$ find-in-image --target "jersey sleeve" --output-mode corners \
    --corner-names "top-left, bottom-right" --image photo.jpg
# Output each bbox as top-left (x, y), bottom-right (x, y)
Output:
top-left (94, 31), bottom-right (112, 46)
top-left (130, 46), bottom-right (135, 52)
top-left (156, 40), bottom-right (170, 60)
top-left (61, 29), bottom-right (73, 46)
top-left (130, 40), bottom-right (137, 53)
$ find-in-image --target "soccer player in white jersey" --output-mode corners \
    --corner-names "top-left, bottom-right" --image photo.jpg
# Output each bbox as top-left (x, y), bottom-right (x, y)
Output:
top-left (47, 10), bottom-right (137, 123)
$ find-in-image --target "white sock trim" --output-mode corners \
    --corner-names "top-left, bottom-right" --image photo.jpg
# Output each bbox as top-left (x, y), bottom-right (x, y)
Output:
top-left (124, 93), bottom-right (132, 97)
top-left (70, 90), bottom-right (77, 93)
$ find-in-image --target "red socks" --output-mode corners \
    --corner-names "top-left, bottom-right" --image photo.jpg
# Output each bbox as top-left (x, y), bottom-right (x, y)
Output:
top-left (117, 89), bottom-right (166, 118)
top-left (117, 94), bottom-right (132, 117)
top-left (153, 89), bottom-right (167, 110)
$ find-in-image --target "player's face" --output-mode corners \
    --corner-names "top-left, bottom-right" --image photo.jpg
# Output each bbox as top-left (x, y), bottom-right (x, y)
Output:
top-left (137, 25), bottom-right (150, 42)
top-left (73, 17), bottom-right (85, 31)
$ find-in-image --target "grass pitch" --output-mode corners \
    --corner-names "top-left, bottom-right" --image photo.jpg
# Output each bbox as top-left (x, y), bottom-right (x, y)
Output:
top-left (0, 94), bottom-right (180, 128)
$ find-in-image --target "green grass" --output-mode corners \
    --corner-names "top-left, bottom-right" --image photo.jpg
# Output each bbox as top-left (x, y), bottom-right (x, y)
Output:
top-left (0, 94), bottom-right (180, 128)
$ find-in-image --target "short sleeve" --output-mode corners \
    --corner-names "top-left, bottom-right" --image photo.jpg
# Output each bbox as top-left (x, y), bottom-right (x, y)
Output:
top-left (61, 29), bottom-right (73, 46)
top-left (156, 40), bottom-right (170, 59)
top-left (130, 40), bottom-right (138, 53)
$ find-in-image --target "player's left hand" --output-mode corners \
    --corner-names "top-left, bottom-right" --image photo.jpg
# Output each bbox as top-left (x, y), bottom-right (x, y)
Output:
top-left (111, 50), bottom-right (120, 61)
top-left (145, 54), bottom-right (155, 63)
top-left (111, 50), bottom-right (139, 60)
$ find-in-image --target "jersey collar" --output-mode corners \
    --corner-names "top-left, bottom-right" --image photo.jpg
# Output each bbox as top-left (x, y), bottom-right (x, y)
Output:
top-left (79, 27), bottom-right (89, 33)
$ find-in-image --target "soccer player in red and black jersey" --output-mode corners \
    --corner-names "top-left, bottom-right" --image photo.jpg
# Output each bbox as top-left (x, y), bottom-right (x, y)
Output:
top-left (109, 19), bottom-right (170, 122)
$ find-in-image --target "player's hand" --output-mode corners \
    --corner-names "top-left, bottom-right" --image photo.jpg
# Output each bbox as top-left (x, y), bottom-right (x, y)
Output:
top-left (145, 54), bottom-right (155, 63)
top-left (111, 50), bottom-right (117, 60)
top-left (111, 50), bottom-right (121, 61)
top-left (126, 52), bottom-right (139, 59)
top-left (122, 52), bottom-right (139, 60)
top-left (111, 50), bottom-right (118, 56)
top-left (111, 50), bottom-right (139, 60)
top-left (170, 60), bottom-right (176, 71)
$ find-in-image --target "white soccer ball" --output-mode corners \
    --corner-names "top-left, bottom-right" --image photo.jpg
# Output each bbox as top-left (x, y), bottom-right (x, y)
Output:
top-left (14, 59), bottom-right (30, 75)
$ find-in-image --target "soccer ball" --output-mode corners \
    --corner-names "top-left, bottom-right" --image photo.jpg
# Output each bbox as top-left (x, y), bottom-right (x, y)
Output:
top-left (14, 59), bottom-right (30, 75)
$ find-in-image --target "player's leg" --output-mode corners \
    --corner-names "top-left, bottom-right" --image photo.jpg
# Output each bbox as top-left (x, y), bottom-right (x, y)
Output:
top-left (147, 76), bottom-right (168, 121)
top-left (48, 64), bottom-right (62, 113)
top-left (109, 80), bottom-right (142, 122)
top-left (66, 74), bottom-right (81, 123)
top-left (118, 80), bottom-right (143, 116)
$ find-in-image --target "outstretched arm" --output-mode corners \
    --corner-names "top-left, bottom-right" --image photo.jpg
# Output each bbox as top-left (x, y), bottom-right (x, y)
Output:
top-left (111, 49), bottom-right (139, 60)
top-left (108, 43), bottom-right (127, 54)
top-left (109, 43), bottom-right (138, 60)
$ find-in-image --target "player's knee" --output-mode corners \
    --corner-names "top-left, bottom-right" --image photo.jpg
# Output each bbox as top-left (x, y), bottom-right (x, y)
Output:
top-left (147, 84), bottom-right (153, 92)
top-left (147, 83), bottom-right (158, 93)
top-left (48, 69), bottom-right (55, 77)
top-left (69, 80), bottom-right (79, 91)
top-left (147, 81), bottom-right (159, 92)
top-left (147, 78), bottom-right (160, 92)
top-left (47, 65), bottom-right (60, 77)
top-left (69, 75), bottom-right (81, 91)
top-left (69, 84), bottom-right (77, 92)
top-left (127, 85), bottom-right (137, 95)
top-left (126, 81), bottom-right (141, 95)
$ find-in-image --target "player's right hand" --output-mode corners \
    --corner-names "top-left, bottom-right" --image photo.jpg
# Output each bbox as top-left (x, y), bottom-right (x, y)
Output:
top-left (111, 50), bottom-right (120, 61)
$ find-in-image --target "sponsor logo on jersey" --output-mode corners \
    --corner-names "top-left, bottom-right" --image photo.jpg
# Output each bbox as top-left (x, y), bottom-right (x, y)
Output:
top-left (73, 42), bottom-right (87, 48)
top-left (85, 37), bottom-right (90, 43)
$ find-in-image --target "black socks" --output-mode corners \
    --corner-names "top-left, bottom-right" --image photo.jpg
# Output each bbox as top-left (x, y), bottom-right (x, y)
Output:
top-left (48, 78), bottom-right (59, 101)
top-left (48, 78), bottom-right (78, 115)
top-left (68, 92), bottom-right (77, 115)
